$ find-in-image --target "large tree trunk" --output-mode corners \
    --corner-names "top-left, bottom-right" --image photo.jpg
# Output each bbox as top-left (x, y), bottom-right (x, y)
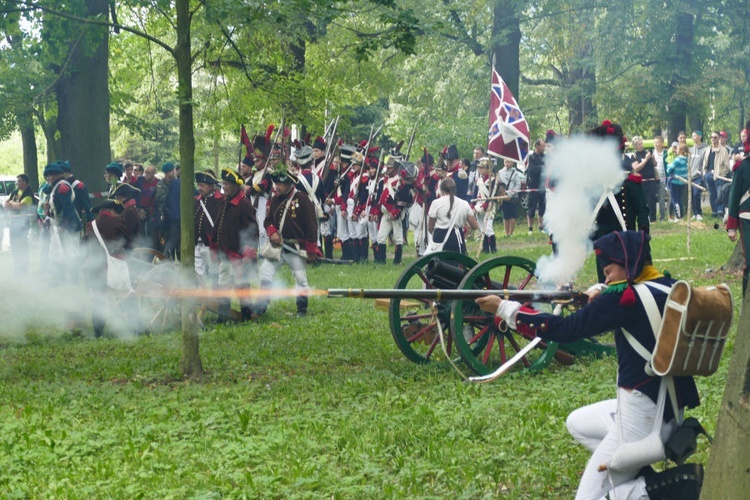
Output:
top-left (702, 295), bottom-right (750, 497)
top-left (54, 0), bottom-right (111, 195)
top-left (176, 0), bottom-right (202, 380)
top-left (566, 41), bottom-right (597, 132)
top-left (16, 110), bottom-right (39, 192)
top-left (665, 11), bottom-right (695, 142)
top-left (491, 0), bottom-right (522, 98)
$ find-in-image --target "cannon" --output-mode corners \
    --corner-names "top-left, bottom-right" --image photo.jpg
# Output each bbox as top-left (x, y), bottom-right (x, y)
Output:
top-left (329, 251), bottom-right (614, 377)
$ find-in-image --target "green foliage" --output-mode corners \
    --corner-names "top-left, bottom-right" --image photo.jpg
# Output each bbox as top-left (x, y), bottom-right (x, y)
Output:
top-left (0, 223), bottom-right (742, 496)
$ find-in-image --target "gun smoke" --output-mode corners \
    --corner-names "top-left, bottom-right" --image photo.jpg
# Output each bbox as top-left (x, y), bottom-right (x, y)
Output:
top-left (535, 136), bottom-right (624, 286)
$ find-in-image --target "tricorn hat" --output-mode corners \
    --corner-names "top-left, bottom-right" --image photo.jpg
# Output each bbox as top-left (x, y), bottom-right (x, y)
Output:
top-left (92, 199), bottom-right (124, 215)
top-left (221, 168), bottom-right (244, 186)
top-left (110, 182), bottom-right (141, 200)
top-left (195, 171), bottom-right (220, 185)
top-left (269, 164), bottom-right (298, 184)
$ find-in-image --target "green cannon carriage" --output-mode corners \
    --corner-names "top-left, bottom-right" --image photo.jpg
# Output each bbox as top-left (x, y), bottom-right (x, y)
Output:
top-left (329, 251), bottom-right (614, 378)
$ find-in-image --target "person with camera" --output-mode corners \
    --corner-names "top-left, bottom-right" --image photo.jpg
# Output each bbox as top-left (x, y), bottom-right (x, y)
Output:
top-left (476, 230), bottom-right (702, 500)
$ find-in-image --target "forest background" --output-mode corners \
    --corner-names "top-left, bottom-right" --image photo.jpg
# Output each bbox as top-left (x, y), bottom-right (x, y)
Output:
top-left (1, 0), bottom-right (749, 193)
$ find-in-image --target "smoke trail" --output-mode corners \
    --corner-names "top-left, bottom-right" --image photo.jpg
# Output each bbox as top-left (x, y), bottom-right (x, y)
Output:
top-left (535, 136), bottom-right (625, 285)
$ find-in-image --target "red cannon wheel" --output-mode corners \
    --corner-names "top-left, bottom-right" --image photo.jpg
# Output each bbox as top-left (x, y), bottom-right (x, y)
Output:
top-left (388, 251), bottom-right (477, 365)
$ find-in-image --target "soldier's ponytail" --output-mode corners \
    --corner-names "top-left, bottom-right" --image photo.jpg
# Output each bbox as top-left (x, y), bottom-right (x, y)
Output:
top-left (440, 178), bottom-right (457, 218)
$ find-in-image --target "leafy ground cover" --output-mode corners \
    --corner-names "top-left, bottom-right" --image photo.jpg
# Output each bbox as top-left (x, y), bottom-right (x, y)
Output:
top-left (0, 221), bottom-right (743, 498)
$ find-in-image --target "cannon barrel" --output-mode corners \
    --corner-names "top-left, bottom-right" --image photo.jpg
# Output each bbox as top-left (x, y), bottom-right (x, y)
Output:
top-left (327, 288), bottom-right (587, 305)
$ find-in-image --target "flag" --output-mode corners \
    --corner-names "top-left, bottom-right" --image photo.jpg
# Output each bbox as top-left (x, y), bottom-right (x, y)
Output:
top-left (240, 124), bottom-right (251, 155)
top-left (487, 67), bottom-right (529, 165)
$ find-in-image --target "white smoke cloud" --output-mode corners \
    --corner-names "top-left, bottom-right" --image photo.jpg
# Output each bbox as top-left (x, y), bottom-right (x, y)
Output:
top-left (535, 136), bottom-right (625, 285)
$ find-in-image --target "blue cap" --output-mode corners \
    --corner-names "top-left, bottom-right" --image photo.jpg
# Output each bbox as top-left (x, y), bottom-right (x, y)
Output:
top-left (57, 160), bottom-right (72, 173)
top-left (161, 162), bottom-right (175, 173)
top-left (43, 163), bottom-right (64, 177)
top-left (105, 162), bottom-right (124, 176)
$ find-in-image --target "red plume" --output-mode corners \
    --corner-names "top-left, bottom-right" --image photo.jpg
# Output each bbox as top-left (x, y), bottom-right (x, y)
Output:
top-left (620, 285), bottom-right (637, 306)
top-left (304, 132), bottom-right (311, 145)
top-left (283, 127), bottom-right (291, 138)
top-left (359, 139), bottom-right (368, 148)
top-left (265, 124), bottom-right (275, 142)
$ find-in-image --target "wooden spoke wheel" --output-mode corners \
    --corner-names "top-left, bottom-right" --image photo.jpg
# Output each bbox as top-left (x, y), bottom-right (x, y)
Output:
top-left (134, 261), bottom-right (182, 333)
top-left (389, 251), bottom-right (477, 365)
top-left (450, 256), bottom-right (573, 376)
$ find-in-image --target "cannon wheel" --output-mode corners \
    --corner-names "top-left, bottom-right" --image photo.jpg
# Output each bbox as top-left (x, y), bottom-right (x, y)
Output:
top-left (389, 251), bottom-right (477, 365)
top-left (134, 260), bottom-right (183, 332)
top-left (450, 256), bottom-right (573, 376)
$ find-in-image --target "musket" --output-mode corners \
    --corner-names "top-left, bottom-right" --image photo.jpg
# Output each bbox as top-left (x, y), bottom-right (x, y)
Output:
top-left (281, 243), bottom-right (354, 265)
top-left (320, 117), bottom-right (340, 183)
top-left (327, 288), bottom-right (588, 307)
top-left (363, 147), bottom-right (386, 217)
top-left (404, 121), bottom-right (418, 161)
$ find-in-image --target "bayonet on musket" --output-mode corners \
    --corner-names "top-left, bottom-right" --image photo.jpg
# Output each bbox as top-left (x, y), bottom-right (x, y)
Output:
top-left (405, 121), bottom-right (418, 161)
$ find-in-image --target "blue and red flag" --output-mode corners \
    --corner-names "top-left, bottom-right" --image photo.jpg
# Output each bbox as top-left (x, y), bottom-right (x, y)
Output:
top-left (488, 67), bottom-right (529, 165)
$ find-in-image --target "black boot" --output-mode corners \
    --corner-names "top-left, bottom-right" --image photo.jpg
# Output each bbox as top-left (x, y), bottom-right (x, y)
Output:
top-left (489, 235), bottom-right (497, 253)
top-left (217, 299), bottom-right (232, 324)
top-left (355, 238), bottom-right (364, 263)
top-left (482, 235), bottom-right (490, 253)
top-left (393, 244), bottom-right (403, 265)
top-left (343, 239), bottom-right (354, 261)
top-left (361, 237), bottom-right (369, 263)
top-left (374, 243), bottom-right (387, 264)
top-left (296, 295), bottom-right (308, 318)
top-left (324, 235), bottom-right (334, 260)
top-left (644, 463), bottom-right (703, 500)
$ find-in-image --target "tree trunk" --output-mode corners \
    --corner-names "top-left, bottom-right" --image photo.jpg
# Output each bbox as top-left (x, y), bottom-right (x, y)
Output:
top-left (176, 0), bottom-right (203, 380)
top-left (665, 11), bottom-right (695, 142)
top-left (702, 295), bottom-right (750, 497)
top-left (491, 0), bottom-right (521, 98)
top-left (54, 0), bottom-right (111, 195)
top-left (566, 41), bottom-right (597, 132)
top-left (17, 109), bottom-right (39, 192)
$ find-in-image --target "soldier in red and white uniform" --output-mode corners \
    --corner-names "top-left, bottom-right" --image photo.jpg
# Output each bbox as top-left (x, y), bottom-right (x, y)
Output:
top-left (346, 151), bottom-right (371, 263)
top-left (364, 156), bottom-right (382, 261)
top-left (374, 157), bottom-right (415, 264)
top-left (472, 158), bottom-right (498, 253)
top-left (329, 144), bottom-right (358, 261)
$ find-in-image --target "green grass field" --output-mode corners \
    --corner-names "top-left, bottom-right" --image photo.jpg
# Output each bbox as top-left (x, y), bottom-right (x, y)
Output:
top-left (0, 222), bottom-right (743, 498)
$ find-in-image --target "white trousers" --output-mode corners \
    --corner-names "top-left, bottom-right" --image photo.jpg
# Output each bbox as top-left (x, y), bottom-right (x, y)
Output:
top-left (567, 389), bottom-right (675, 500)
top-left (477, 211), bottom-right (495, 237)
top-left (377, 213), bottom-right (404, 245)
top-left (194, 242), bottom-right (218, 280)
top-left (259, 250), bottom-right (309, 291)
top-left (335, 205), bottom-right (350, 242)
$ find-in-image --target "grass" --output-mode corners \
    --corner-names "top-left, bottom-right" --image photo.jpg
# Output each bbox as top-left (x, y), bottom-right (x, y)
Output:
top-left (0, 220), bottom-right (743, 498)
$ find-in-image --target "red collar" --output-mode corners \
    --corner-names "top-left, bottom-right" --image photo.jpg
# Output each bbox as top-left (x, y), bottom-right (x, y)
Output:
top-left (228, 189), bottom-right (245, 206)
